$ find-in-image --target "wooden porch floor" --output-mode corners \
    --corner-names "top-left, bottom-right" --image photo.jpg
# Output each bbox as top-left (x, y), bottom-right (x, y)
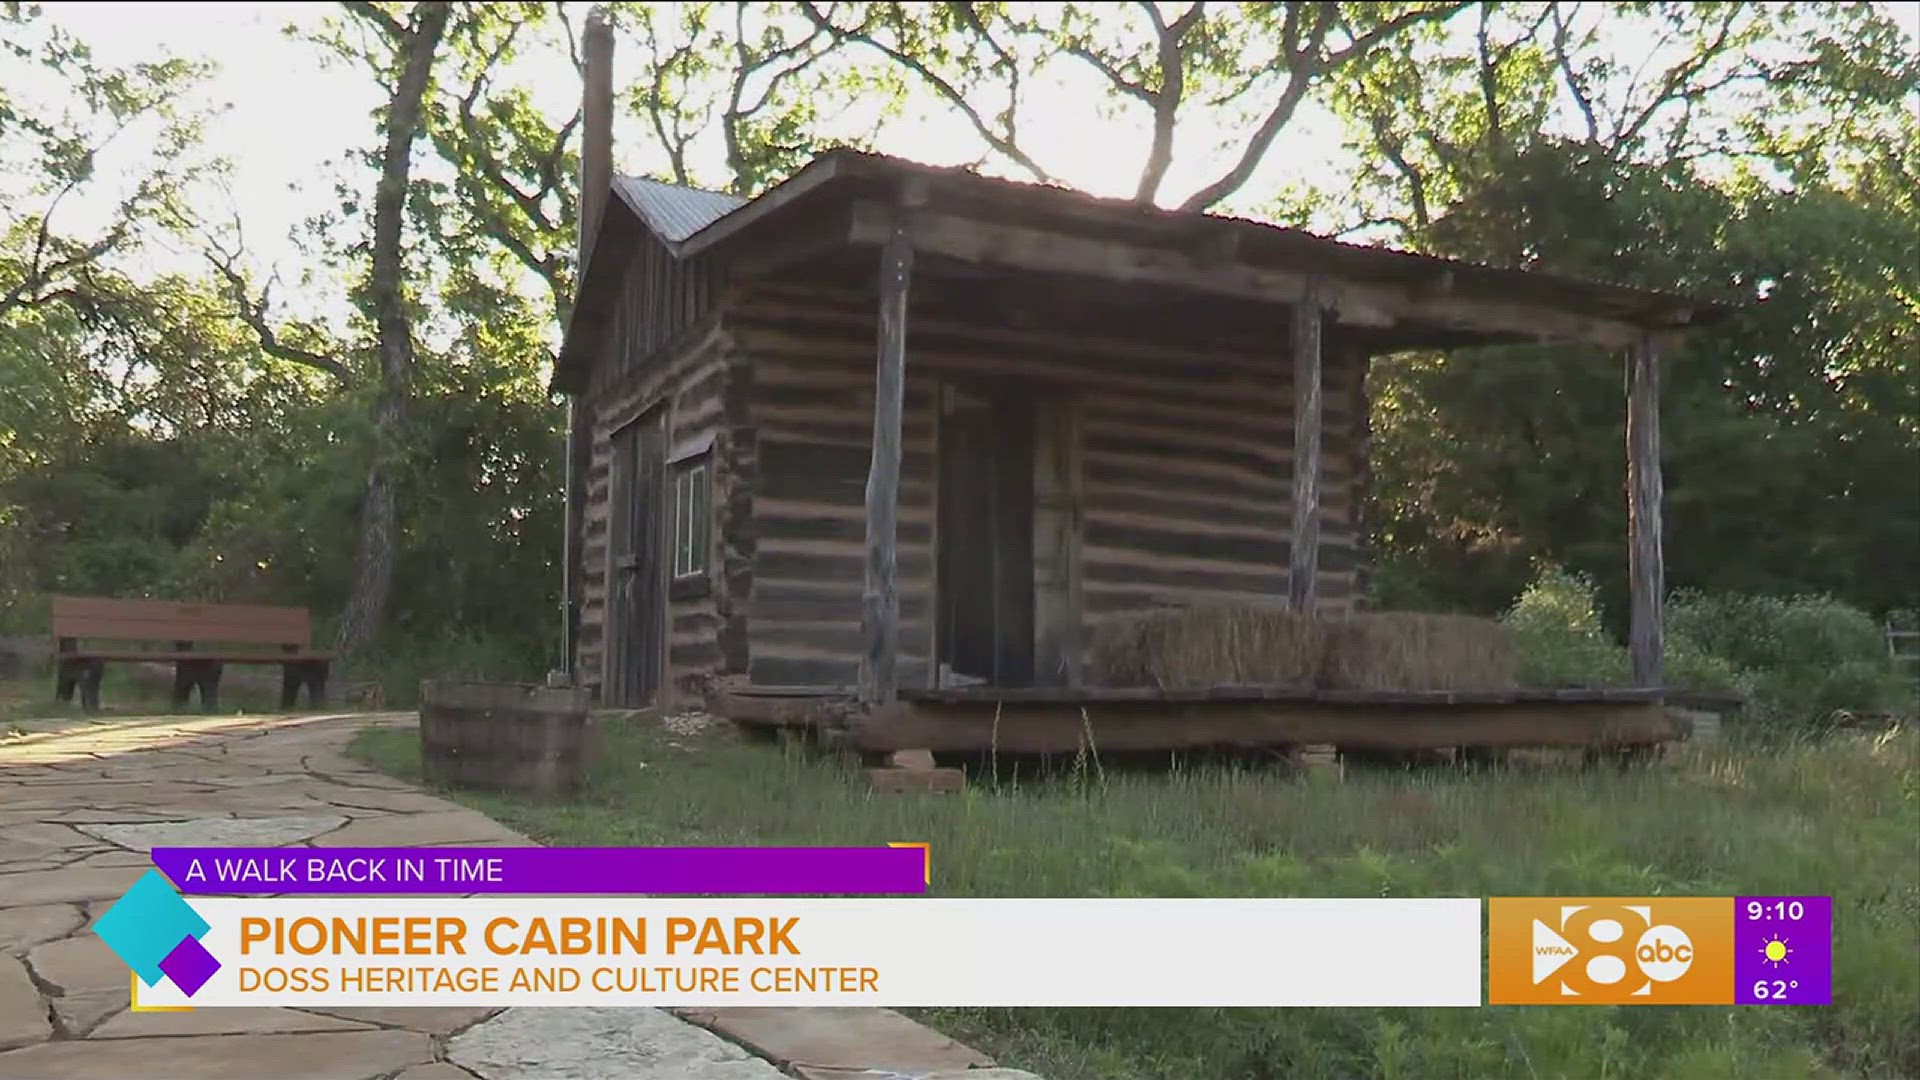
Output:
top-left (899, 685), bottom-right (1667, 707)
top-left (859, 691), bottom-right (1685, 754)
top-left (712, 682), bottom-right (1690, 756)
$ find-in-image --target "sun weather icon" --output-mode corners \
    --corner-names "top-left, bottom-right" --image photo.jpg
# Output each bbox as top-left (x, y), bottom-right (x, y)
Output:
top-left (1759, 935), bottom-right (1791, 968)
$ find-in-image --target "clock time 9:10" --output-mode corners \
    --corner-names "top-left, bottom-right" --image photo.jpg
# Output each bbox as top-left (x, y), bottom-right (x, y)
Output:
top-left (1747, 900), bottom-right (1806, 921)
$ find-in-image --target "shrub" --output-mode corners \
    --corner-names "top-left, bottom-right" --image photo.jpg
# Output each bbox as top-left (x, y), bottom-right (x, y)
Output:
top-left (1503, 566), bottom-right (1629, 687)
top-left (1668, 592), bottom-right (1909, 722)
top-left (1665, 631), bottom-right (1753, 696)
top-left (1666, 592), bottom-right (1886, 672)
top-left (1503, 571), bottom-right (1910, 721)
top-left (1751, 659), bottom-right (1911, 725)
top-left (342, 627), bottom-right (553, 709)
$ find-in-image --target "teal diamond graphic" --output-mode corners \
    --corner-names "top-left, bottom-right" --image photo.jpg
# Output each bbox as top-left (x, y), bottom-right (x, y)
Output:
top-left (95, 870), bottom-right (210, 987)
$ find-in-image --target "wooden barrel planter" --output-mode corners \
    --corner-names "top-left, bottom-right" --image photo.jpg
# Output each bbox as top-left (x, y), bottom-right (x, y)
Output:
top-left (420, 681), bottom-right (593, 799)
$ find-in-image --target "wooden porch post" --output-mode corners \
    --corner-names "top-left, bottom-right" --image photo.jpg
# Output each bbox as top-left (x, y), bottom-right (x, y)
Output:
top-left (862, 217), bottom-right (912, 703)
top-left (1288, 286), bottom-right (1324, 611)
top-left (1627, 333), bottom-right (1665, 688)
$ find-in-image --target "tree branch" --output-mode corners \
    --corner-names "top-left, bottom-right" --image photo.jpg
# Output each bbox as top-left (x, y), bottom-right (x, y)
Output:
top-left (203, 231), bottom-right (353, 383)
top-left (555, 0), bottom-right (583, 75)
top-left (1618, 7), bottom-right (1744, 149)
top-left (341, 0), bottom-right (406, 41)
top-left (0, 96), bottom-right (178, 319)
top-left (1549, 2), bottom-right (1602, 144)
top-left (1168, 1), bottom-right (1207, 37)
top-left (1179, 2), bottom-right (1466, 212)
top-left (1323, 2), bottom-right (1469, 71)
top-left (446, 21), bottom-right (557, 233)
top-left (1475, 4), bottom-right (1504, 154)
top-left (797, 0), bottom-right (1053, 183)
top-left (1132, 0), bottom-right (1204, 203)
top-left (1060, 39), bottom-right (1154, 104)
top-left (945, 1), bottom-right (1028, 154)
top-left (722, 8), bottom-right (833, 191)
top-left (1368, 107), bottom-right (1431, 232)
top-left (948, 1), bottom-right (1021, 73)
top-left (1177, 76), bottom-right (1313, 212)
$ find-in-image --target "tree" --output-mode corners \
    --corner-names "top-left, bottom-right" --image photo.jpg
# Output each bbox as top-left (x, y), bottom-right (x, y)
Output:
top-left (0, 5), bottom-right (212, 319)
top-left (612, 2), bottom-right (852, 196)
top-left (0, 6), bottom-right (233, 627)
top-left (422, 1), bottom-right (581, 328)
top-left (1327, 2), bottom-right (1919, 245)
top-left (797, 1), bottom-right (1470, 209)
top-left (325, 1), bottom-right (455, 656)
top-left (1333, 2), bottom-right (1920, 618)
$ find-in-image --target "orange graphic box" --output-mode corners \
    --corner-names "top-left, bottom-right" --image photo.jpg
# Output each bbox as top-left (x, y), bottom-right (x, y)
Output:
top-left (1489, 897), bottom-right (1735, 1005)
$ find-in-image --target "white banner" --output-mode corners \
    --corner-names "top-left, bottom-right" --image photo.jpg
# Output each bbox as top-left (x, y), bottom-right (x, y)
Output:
top-left (136, 898), bottom-right (1482, 1009)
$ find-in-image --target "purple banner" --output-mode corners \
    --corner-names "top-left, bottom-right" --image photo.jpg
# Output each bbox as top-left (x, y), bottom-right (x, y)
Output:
top-left (148, 846), bottom-right (929, 896)
top-left (1733, 896), bottom-right (1832, 1005)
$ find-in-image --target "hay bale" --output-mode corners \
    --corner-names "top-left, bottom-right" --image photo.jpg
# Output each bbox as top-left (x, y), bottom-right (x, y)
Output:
top-left (1087, 607), bottom-right (1326, 688)
top-left (1086, 618), bottom-right (1151, 686)
top-left (1319, 612), bottom-right (1516, 691)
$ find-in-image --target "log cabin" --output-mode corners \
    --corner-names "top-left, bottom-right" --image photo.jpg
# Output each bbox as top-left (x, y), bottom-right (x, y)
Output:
top-left (552, 14), bottom-right (1721, 756)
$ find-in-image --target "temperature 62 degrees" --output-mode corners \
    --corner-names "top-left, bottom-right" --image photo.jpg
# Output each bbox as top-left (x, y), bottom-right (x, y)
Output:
top-left (1752, 979), bottom-right (1799, 1001)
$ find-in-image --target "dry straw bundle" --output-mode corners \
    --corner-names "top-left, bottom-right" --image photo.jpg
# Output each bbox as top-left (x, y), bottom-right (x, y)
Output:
top-left (1086, 607), bottom-right (1517, 691)
top-left (1318, 612), bottom-right (1517, 691)
top-left (1087, 606), bottom-right (1327, 689)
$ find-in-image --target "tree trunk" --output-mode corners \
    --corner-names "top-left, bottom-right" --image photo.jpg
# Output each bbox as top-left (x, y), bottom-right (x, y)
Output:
top-left (335, 398), bottom-right (403, 656)
top-left (334, 1), bottom-right (453, 658)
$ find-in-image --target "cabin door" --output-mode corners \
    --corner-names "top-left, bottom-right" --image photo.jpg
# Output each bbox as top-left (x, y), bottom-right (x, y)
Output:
top-left (606, 408), bottom-right (667, 705)
top-left (937, 387), bottom-right (1035, 687)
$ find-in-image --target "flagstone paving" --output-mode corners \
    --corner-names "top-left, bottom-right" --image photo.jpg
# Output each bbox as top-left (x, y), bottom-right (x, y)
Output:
top-left (0, 713), bottom-right (787, 1079)
top-left (0, 712), bottom-right (1037, 1080)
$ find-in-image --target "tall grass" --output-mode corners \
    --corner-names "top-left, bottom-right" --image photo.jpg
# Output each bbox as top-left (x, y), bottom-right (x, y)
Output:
top-left (352, 718), bottom-right (1919, 1080)
top-left (340, 627), bottom-right (553, 709)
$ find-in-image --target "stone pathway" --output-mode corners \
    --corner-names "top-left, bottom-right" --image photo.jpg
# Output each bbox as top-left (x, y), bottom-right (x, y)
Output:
top-left (0, 713), bottom-right (790, 1079)
top-left (2, 712), bottom-right (1039, 1080)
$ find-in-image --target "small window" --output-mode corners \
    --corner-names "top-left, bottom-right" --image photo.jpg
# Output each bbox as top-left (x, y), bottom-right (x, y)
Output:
top-left (671, 457), bottom-right (710, 579)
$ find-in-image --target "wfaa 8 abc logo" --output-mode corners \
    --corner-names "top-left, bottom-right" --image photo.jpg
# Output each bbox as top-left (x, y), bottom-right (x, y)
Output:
top-left (1489, 898), bottom-right (1734, 1005)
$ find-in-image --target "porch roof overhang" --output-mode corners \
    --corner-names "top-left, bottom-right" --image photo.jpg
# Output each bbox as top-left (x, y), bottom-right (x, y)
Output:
top-left (552, 148), bottom-right (1730, 393)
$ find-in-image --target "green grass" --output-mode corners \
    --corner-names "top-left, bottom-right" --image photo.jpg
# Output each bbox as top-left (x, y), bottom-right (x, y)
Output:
top-left (0, 673), bottom-right (333, 723)
top-left (350, 719), bottom-right (1920, 1080)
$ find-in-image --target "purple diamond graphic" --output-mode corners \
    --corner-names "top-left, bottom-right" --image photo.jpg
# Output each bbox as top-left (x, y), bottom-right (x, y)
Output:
top-left (158, 935), bottom-right (220, 997)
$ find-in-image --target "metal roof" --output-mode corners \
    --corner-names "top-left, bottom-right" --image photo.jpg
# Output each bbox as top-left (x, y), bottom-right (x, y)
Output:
top-left (611, 175), bottom-right (745, 243)
top-left (667, 149), bottom-right (1726, 328)
top-left (557, 149), bottom-right (1729, 392)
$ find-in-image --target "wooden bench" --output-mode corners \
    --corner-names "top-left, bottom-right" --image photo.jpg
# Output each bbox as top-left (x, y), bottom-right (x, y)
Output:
top-left (51, 596), bottom-right (333, 713)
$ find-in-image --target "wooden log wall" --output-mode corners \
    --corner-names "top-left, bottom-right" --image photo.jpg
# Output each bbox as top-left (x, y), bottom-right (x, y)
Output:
top-left (1350, 355), bottom-right (1375, 607)
top-left (1032, 397), bottom-right (1084, 685)
top-left (1078, 340), bottom-right (1365, 620)
top-left (725, 279), bottom-right (1370, 690)
top-left (577, 247), bottom-right (729, 703)
top-left (727, 305), bottom-right (940, 689)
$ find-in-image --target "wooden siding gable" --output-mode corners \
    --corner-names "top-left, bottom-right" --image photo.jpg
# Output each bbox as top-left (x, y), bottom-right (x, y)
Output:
top-left (589, 238), bottom-right (722, 393)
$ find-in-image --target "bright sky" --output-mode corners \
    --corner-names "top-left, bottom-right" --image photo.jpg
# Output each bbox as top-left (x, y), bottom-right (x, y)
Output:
top-left (27, 3), bottom-right (1909, 329)
top-left (27, 2), bottom-right (1352, 323)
